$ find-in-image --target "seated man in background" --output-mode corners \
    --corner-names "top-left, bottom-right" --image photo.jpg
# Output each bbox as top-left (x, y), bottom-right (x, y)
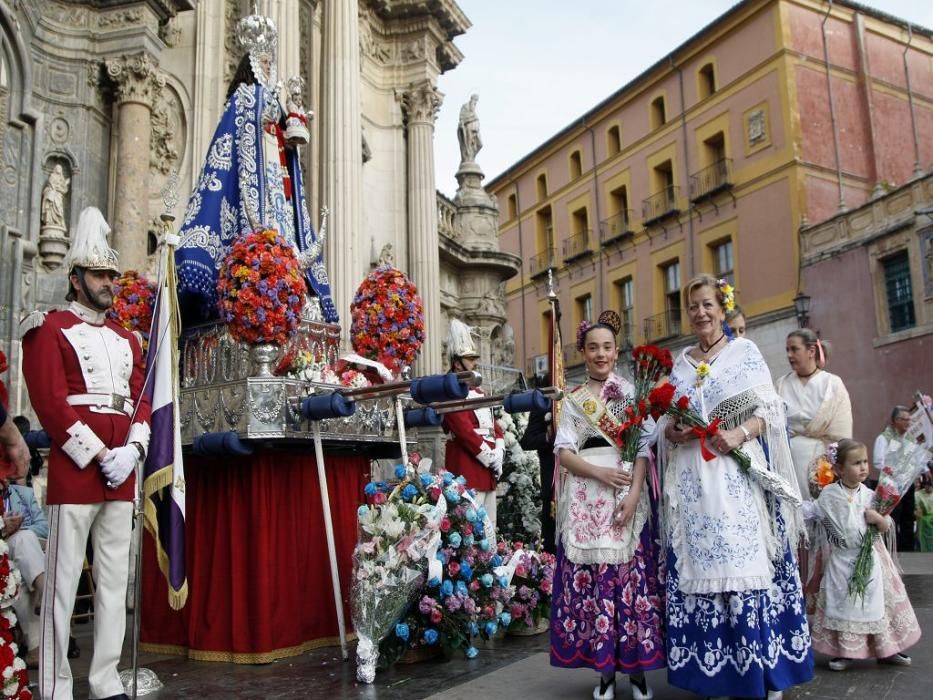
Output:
top-left (2, 474), bottom-right (48, 667)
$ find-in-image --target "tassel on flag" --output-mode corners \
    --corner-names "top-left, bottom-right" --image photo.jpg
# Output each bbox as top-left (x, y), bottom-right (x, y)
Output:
top-left (142, 233), bottom-right (188, 610)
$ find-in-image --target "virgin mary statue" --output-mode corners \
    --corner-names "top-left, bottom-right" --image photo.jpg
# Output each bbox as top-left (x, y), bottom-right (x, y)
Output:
top-left (175, 8), bottom-right (338, 324)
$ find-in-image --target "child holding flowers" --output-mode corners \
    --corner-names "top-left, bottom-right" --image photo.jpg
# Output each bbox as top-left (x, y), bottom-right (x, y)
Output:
top-left (807, 439), bottom-right (921, 671)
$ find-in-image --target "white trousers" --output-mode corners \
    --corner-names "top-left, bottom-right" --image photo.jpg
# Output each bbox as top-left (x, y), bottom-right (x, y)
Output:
top-left (40, 502), bottom-right (133, 700)
top-left (7, 529), bottom-right (45, 650)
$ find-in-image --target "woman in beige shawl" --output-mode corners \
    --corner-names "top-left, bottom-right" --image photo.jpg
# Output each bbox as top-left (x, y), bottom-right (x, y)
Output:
top-left (776, 328), bottom-right (852, 501)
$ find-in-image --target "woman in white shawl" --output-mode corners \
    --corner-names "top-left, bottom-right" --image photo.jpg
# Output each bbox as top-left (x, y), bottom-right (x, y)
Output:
top-left (776, 329), bottom-right (852, 500)
top-left (660, 274), bottom-right (813, 700)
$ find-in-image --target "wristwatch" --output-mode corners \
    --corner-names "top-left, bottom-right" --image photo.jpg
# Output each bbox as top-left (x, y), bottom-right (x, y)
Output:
top-left (131, 441), bottom-right (146, 461)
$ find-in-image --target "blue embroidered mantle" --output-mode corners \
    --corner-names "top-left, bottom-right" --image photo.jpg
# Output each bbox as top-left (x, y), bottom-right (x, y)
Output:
top-left (175, 83), bottom-right (338, 323)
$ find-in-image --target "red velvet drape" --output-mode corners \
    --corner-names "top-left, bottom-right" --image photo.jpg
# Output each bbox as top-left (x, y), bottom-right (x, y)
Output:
top-left (140, 451), bottom-right (368, 662)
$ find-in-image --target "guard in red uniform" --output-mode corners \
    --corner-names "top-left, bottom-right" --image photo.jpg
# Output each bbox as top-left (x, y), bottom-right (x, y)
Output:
top-left (21, 207), bottom-right (151, 700)
top-left (442, 319), bottom-right (504, 529)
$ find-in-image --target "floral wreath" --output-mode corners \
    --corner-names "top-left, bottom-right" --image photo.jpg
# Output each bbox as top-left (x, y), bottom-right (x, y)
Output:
top-left (718, 278), bottom-right (736, 312)
top-left (826, 441), bottom-right (839, 465)
top-left (217, 228), bottom-right (306, 345)
top-left (575, 310), bottom-right (622, 352)
top-left (350, 266), bottom-right (425, 373)
top-left (106, 270), bottom-right (156, 352)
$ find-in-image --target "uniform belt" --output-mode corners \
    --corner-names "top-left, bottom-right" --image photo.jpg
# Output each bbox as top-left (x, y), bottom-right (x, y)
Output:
top-left (66, 393), bottom-right (134, 415)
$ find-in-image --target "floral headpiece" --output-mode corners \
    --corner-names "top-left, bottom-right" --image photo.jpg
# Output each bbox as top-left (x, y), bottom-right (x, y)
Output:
top-left (575, 310), bottom-right (622, 352)
top-left (718, 279), bottom-right (735, 313)
top-left (826, 441), bottom-right (839, 465)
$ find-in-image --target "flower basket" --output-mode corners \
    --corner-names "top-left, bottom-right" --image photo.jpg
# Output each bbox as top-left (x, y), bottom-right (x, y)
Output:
top-left (396, 645), bottom-right (443, 664)
top-left (508, 617), bottom-right (550, 636)
top-left (217, 228), bottom-right (306, 347)
top-left (350, 266), bottom-right (424, 375)
top-left (106, 270), bottom-right (156, 352)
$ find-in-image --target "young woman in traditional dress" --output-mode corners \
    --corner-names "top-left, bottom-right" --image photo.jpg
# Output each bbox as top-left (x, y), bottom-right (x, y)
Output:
top-left (807, 439), bottom-right (920, 670)
top-left (776, 329), bottom-right (853, 501)
top-left (660, 274), bottom-right (813, 700)
top-left (550, 311), bottom-right (664, 700)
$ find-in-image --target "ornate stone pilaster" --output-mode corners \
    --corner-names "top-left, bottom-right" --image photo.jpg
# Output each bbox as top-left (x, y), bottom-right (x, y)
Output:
top-left (321, 0), bottom-right (362, 329)
top-left (104, 53), bottom-right (165, 272)
top-left (400, 80), bottom-right (443, 374)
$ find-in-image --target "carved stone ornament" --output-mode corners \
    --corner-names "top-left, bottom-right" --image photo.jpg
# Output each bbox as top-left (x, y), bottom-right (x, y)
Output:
top-left (400, 81), bottom-right (443, 126)
top-left (104, 53), bottom-right (165, 107)
top-left (160, 16), bottom-right (182, 47)
top-left (149, 84), bottom-right (184, 178)
top-left (747, 110), bottom-right (766, 145)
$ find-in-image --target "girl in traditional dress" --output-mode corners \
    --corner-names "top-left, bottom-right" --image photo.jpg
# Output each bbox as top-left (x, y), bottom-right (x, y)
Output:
top-left (660, 274), bottom-right (813, 700)
top-left (551, 311), bottom-right (664, 700)
top-left (808, 439), bottom-right (921, 670)
top-left (776, 329), bottom-right (853, 501)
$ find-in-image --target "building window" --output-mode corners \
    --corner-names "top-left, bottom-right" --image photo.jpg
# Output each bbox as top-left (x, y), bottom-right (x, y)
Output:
top-left (570, 150), bottom-right (582, 179)
top-left (713, 239), bottom-right (734, 285)
top-left (576, 293), bottom-right (593, 325)
top-left (650, 96), bottom-right (666, 129)
top-left (616, 277), bottom-right (634, 345)
top-left (536, 173), bottom-right (548, 201)
top-left (699, 62), bottom-right (716, 99)
top-left (882, 252), bottom-right (915, 332)
top-left (664, 261), bottom-right (681, 335)
top-left (507, 193), bottom-right (517, 220)
top-left (607, 125), bottom-right (621, 156)
top-left (703, 131), bottom-right (726, 167)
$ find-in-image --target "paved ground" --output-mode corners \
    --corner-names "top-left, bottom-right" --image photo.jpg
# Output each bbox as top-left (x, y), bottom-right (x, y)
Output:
top-left (49, 553), bottom-right (933, 699)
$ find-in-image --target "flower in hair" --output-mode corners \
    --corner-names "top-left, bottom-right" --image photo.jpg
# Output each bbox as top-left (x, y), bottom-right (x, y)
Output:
top-left (718, 279), bottom-right (736, 312)
top-left (826, 441), bottom-right (839, 465)
top-left (575, 320), bottom-right (591, 352)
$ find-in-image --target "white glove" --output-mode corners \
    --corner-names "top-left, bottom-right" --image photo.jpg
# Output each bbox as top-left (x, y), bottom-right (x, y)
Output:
top-left (100, 445), bottom-right (139, 488)
top-left (491, 439), bottom-right (505, 480)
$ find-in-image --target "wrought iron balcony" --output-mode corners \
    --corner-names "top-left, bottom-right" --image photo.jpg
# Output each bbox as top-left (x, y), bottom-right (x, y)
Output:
top-left (563, 342), bottom-right (584, 367)
top-left (641, 186), bottom-right (681, 226)
top-left (599, 210), bottom-right (635, 245)
top-left (528, 247), bottom-right (557, 279)
top-left (562, 230), bottom-right (592, 263)
top-left (642, 309), bottom-right (682, 342)
top-left (689, 158), bottom-right (734, 202)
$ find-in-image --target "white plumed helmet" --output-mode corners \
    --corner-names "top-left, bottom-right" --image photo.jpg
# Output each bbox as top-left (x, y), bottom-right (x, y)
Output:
top-left (446, 318), bottom-right (479, 361)
top-left (65, 206), bottom-right (119, 275)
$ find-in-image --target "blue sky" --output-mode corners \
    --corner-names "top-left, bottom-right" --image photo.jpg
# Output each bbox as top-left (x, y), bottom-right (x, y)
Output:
top-left (434, 0), bottom-right (933, 197)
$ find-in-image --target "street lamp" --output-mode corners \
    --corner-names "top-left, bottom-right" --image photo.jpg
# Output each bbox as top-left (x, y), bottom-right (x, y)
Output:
top-left (793, 291), bottom-right (811, 328)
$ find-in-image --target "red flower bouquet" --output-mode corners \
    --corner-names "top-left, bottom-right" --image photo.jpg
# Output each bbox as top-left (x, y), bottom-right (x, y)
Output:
top-left (350, 266), bottom-right (425, 374)
top-left (0, 539), bottom-right (32, 698)
top-left (664, 394), bottom-right (752, 472)
top-left (106, 270), bottom-right (156, 351)
top-left (217, 229), bottom-right (307, 345)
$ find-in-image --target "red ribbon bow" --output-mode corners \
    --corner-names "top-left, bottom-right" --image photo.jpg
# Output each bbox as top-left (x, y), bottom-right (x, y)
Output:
top-left (691, 417), bottom-right (722, 461)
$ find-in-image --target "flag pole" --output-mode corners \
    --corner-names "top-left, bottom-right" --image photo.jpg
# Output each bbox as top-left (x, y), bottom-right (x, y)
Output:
top-left (123, 176), bottom-right (181, 699)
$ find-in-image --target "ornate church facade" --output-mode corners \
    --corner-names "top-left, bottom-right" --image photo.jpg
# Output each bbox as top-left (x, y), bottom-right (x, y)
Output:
top-left (0, 0), bottom-right (519, 415)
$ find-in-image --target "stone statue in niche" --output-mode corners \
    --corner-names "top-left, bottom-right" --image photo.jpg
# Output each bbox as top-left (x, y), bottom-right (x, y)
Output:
top-left (38, 162), bottom-right (72, 269)
top-left (41, 164), bottom-right (70, 230)
top-left (493, 323), bottom-right (515, 367)
top-left (457, 94), bottom-right (482, 164)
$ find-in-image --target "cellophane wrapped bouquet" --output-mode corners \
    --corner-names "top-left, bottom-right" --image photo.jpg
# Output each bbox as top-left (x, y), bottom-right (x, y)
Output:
top-left (377, 470), bottom-right (513, 665)
top-left (501, 542), bottom-right (556, 632)
top-left (351, 464), bottom-right (446, 683)
top-left (848, 438), bottom-right (932, 600)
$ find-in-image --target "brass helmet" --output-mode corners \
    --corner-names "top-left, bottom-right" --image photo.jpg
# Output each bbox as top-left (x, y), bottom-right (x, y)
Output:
top-left (64, 207), bottom-right (119, 301)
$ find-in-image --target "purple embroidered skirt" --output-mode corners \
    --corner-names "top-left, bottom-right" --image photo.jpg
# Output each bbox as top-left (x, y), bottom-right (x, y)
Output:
top-left (549, 494), bottom-right (666, 673)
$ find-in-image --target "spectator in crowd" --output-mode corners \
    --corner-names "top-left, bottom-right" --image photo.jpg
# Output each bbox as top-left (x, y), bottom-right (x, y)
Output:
top-left (518, 373), bottom-right (555, 553)
top-left (874, 406), bottom-right (919, 551)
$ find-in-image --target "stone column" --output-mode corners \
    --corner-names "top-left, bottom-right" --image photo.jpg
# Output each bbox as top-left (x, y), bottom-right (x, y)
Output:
top-left (320, 0), bottom-right (362, 326)
top-left (401, 81), bottom-right (444, 375)
top-left (104, 53), bottom-right (164, 272)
